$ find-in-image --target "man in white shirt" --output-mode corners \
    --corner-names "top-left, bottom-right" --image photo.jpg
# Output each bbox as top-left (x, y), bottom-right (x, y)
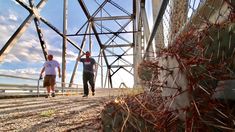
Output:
top-left (40, 54), bottom-right (61, 98)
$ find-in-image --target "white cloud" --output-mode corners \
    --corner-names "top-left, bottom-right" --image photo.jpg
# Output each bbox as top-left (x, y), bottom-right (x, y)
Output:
top-left (0, 15), bottom-right (5, 21)
top-left (0, 25), bottom-right (9, 43)
top-left (8, 25), bottom-right (17, 30)
top-left (0, 67), bottom-right (40, 78)
top-left (0, 12), bottom-right (20, 49)
top-left (4, 54), bottom-right (21, 63)
top-left (3, 37), bottom-right (45, 63)
top-left (0, 26), bottom-right (13, 49)
top-left (9, 14), bottom-right (17, 21)
top-left (0, 25), bottom-right (78, 65)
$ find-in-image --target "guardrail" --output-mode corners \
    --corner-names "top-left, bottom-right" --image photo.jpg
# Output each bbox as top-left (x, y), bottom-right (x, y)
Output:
top-left (0, 74), bottom-right (83, 98)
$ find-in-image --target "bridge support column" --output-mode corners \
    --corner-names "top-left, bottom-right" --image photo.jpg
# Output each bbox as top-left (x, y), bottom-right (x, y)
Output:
top-left (152, 0), bottom-right (164, 54)
top-left (133, 0), bottom-right (142, 88)
top-left (62, 0), bottom-right (68, 87)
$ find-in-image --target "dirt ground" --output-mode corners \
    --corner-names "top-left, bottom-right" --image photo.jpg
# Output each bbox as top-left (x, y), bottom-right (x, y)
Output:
top-left (0, 89), bottom-right (125, 132)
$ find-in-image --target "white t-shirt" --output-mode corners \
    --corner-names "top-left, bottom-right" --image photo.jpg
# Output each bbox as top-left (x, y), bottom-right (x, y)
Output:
top-left (43, 60), bottom-right (60, 75)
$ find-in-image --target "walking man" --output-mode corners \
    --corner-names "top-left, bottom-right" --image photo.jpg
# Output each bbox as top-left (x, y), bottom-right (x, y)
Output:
top-left (40, 54), bottom-right (61, 98)
top-left (78, 51), bottom-right (96, 97)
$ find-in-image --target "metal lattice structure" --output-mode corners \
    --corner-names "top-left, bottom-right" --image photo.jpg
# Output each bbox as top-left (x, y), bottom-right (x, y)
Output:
top-left (0, 0), bottom-right (137, 88)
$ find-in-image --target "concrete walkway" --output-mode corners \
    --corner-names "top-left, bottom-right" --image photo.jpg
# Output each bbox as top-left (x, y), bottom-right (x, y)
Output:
top-left (0, 88), bottom-right (130, 131)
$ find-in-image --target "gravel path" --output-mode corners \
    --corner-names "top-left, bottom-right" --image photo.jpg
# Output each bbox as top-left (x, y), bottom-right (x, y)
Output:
top-left (0, 93), bottom-right (116, 132)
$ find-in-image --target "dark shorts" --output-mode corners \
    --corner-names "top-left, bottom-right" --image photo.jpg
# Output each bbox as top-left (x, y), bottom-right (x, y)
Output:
top-left (43, 75), bottom-right (56, 87)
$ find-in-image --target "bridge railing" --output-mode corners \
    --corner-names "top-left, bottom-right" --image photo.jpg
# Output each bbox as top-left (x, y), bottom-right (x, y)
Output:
top-left (0, 74), bottom-right (83, 97)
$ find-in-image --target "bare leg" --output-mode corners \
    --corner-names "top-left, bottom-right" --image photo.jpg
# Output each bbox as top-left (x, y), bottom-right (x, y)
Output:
top-left (51, 85), bottom-right (55, 92)
top-left (45, 86), bottom-right (51, 98)
top-left (46, 86), bottom-right (50, 94)
top-left (51, 85), bottom-right (56, 97)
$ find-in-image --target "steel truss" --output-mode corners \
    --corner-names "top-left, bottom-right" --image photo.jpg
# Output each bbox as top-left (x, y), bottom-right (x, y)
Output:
top-left (0, 0), bottom-right (143, 88)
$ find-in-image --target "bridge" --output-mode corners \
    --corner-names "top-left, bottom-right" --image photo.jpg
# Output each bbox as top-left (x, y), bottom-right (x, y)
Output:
top-left (0, 0), bottom-right (235, 131)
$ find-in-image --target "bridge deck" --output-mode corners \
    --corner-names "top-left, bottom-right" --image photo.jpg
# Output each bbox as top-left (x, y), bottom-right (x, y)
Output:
top-left (0, 88), bottom-right (129, 131)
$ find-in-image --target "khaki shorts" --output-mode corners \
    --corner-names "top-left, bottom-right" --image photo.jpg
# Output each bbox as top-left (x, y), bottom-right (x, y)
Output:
top-left (43, 75), bottom-right (56, 87)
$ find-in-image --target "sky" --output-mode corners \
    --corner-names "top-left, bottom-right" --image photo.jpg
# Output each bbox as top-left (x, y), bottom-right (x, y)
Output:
top-left (0, 0), bottom-right (154, 88)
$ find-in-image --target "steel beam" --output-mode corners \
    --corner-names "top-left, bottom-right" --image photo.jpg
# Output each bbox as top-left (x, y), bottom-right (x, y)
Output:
top-left (109, 47), bottom-right (132, 66)
top-left (111, 65), bottom-right (133, 68)
top-left (68, 31), bottom-right (137, 36)
top-left (133, 0), bottom-right (142, 87)
top-left (94, 0), bottom-right (131, 33)
top-left (40, 17), bottom-right (82, 51)
top-left (94, 49), bottom-right (102, 85)
top-left (104, 44), bottom-right (134, 48)
top-left (105, 48), bottom-right (132, 66)
top-left (93, 16), bottom-right (132, 21)
top-left (108, 68), bottom-right (113, 88)
top-left (152, 0), bottom-right (164, 54)
top-left (100, 49), bottom-right (104, 88)
top-left (89, 23), bottom-right (92, 53)
top-left (29, 0), bottom-right (48, 60)
top-left (143, 0), bottom-right (169, 59)
top-left (111, 67), bottom-right (122, 77)
top-left (0, 0), bottom-right (48, 62)
top-left (62, 0), bottom-right (68, 87)
top-left (109, 0), bottom-right (131, 16)
top-left (140, 1), bottom-right (154, 60)
top-left (75, 0), bottom-right (108, 35)
top-left (101, 20), bottom-right (133, 45)
top-left (122, 67), bottom-right (133, 76)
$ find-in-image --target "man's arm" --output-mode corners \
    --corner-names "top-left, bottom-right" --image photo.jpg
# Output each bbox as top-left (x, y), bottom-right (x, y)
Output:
top-left (40, 67), bottom-right (45, 77)
top-left (77, 52), bottom-right (86, 62)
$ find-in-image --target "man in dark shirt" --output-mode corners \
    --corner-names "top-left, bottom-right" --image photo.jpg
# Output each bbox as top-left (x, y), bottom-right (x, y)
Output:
top-left (78, 51), bottom-right (96, 97)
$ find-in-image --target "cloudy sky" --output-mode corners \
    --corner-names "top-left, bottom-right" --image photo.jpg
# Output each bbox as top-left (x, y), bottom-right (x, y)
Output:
top-left (0, 0), bottom-right (154, 88)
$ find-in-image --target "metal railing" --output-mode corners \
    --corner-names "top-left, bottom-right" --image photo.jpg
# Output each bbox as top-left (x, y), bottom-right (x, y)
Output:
top-left (0, 74), bottom-right (83, 97)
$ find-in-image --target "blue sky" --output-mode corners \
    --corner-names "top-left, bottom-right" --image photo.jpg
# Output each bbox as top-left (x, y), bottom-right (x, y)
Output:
top-left (0, 0), bottom-right (149, 88)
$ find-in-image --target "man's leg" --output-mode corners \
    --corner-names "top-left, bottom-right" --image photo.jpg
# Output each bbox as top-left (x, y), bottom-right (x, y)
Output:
top-left (46, 86), bottom-right (50, 98)
top-left (88, 73), bottom-right (95, 95)
top-left (44, 75), bottom-right (50, 98)
top-left (50, 76), bottom-right (56, 97)
top-left (83, 73), bottom-right (89, 96)
top-left (51, 85), bottom-right (55, 97)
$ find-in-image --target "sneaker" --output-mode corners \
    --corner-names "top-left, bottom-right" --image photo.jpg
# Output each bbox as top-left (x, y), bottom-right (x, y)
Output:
top-left (51, 93), bottom-right (55, 97)
top-left (82, 94), bottom-right (88, 97)
top-left (92, 92), bottom-right (95, 96)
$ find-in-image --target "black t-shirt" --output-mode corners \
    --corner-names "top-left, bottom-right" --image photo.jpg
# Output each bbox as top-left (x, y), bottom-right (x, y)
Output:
top-left (80, 58), bottom-right (96, 73)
